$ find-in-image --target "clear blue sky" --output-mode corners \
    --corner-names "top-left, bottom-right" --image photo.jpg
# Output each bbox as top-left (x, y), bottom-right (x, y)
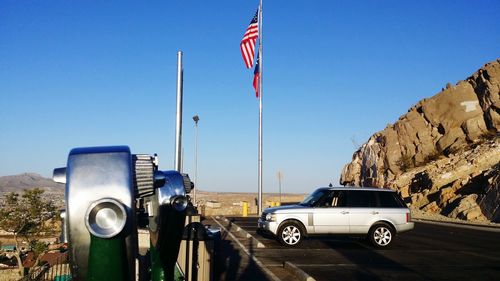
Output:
top-left (1, 1), bottom-right (499, 194)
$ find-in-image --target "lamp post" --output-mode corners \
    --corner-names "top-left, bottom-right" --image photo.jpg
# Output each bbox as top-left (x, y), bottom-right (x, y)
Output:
top-left (192, 115), bottom-right (199, 205)
top-left (277, 171), bottom-right (283, 204)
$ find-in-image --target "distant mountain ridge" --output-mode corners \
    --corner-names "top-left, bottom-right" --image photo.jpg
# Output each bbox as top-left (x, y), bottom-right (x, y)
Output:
top-left (0, 173), bottom-right (64, 192)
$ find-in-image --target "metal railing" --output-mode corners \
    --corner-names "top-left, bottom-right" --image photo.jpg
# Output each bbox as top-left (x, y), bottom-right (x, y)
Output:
top-left (17, 252), bottom-right (71, 281)
top-left (43, 252), bottom-right (71, 281)
top-left (18, 264), bottom-right (49, 281)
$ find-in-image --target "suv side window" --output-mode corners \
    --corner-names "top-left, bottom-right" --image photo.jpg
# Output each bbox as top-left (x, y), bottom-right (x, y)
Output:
top-left (330, 190), bottom-right (347, 207)
top-left (347, 190), bottom-right (377, 207)
top-left (378, 192), bottom-right (406, 208)
top-left (317, 190), bottom-right (334, 207)
top-left (317, 190), bottom-right (347, 207)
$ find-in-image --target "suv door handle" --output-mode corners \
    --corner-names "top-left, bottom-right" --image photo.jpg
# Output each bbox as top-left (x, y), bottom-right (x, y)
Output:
top-left (341, 211), bottom-right (349, 215)
top-left (371, 211), bottom-right (379, 215)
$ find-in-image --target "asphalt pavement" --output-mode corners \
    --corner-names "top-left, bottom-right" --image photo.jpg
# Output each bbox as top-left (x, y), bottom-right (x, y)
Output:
top-left (208, 216), bottom-right (500, 281)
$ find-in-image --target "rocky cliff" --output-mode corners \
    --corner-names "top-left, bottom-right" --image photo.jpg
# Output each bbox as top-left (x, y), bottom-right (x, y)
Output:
top-left (340, 59), bottom-right (500, 223)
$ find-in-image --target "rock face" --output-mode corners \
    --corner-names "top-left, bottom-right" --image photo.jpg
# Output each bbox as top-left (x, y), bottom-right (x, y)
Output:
top-left (340, 59), bottom-right (500, 223)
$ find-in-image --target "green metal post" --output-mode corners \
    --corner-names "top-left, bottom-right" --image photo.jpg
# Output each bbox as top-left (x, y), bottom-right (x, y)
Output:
top-left (87, 235), bottom-right (127, 281)
top-left (150, 243), bottom-right (165, 281)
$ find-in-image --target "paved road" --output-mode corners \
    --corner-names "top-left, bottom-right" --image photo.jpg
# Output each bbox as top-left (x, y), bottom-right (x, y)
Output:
top-left (219, 216), bottom-right (500, 281)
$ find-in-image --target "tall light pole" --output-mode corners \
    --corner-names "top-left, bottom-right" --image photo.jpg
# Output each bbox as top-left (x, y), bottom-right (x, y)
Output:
top-left (192, 115), bottom-right (199, 205)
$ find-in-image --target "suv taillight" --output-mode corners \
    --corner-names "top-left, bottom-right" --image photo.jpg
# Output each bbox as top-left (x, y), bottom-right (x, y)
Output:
top-left (406, 212), bottom-right (411, 222)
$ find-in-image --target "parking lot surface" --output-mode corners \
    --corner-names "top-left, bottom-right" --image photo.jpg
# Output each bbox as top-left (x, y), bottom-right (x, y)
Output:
top-left (210, 216), bottom-right (500, 281)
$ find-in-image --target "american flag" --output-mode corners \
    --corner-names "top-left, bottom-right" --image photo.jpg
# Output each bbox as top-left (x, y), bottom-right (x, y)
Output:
top-left (240, 8), bottom-right (259, 69)
top-left (253, 52), bottom-right (260, 97)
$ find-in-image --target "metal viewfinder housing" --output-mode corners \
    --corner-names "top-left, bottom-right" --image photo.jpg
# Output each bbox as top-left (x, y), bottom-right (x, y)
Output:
top-left (54, 146), bottom-right (192, 281)
top-left (56, 146), bottom-right (137, 281)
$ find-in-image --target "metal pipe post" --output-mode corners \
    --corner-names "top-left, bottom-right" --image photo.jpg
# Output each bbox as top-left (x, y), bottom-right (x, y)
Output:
top-left (175, 51), bottom-right (184, 172)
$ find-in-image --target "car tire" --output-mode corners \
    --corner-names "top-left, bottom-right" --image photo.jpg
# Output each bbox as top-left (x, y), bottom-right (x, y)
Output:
top-left (369, 223), bottom-right (394, 248)
top-left (277, 221), bottom-right (304, 246)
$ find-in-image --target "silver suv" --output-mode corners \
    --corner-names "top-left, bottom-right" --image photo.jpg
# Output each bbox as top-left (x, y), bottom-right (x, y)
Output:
top-left (257, 187), bottom-right (414, 247)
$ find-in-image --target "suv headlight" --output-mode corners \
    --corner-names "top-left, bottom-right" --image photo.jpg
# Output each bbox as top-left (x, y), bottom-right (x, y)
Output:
top-left (265, 213), bottom-right (276, 222)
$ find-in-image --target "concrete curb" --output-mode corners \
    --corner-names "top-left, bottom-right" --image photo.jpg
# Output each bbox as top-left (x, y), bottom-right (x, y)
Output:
top-left (216, 216), bottom-right (266, 248)
top-left (414, 218), bottom-right (500, 232)
top-left (284, 261), bottom-right (316, 281)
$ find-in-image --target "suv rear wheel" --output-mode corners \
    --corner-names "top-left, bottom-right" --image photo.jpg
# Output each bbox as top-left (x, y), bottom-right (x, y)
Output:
top-left (278, 221), bottom-right (304, 246)
top-left (369, 223), bottom-right (394, 247)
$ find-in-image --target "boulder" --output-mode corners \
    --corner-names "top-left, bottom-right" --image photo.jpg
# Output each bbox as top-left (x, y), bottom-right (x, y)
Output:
top-left (410, 193), bottom-right (429, 208)
top-left (462, 115), bottom-right (488, 142)
top-left (477, 165), bottom-right (500, 222)
top-left (421, 82), bottom-right (483, 138)
top-left (448, 194), bottom-right (486, 221)
top-left (438, 186), bottom-right (457, 207)
top-left (436, 127), bottom-right (466, 153)
top-left (489, 106), bottom-right (500, 129)
top-left (422, 201), bottom-right (441, 213)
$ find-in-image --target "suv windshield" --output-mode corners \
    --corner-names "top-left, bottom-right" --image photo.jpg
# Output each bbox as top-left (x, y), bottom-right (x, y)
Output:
top-left (299, 189), bottom-right (327, 206)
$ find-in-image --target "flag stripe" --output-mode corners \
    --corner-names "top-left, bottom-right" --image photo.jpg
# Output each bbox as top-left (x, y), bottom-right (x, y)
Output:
top-left (240, 8), bottom-right (259, 69)
top-left (241, 39), bottom-right (256, 68)
top-left (241, 44), bottom-right (251, 67)
top-left (242, 24), bottom-right (258, 40)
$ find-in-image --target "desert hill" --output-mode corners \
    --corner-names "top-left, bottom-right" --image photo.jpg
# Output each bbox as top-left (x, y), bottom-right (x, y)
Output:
top-left (0, 173), bottom-right (64, 193)
top-left (0, 173), bottom-right (305, 216)
top-left (341, 59), bottom-right (500, 223)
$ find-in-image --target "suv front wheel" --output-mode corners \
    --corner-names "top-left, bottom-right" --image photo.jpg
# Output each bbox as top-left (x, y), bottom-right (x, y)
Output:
top-left (369, 223), bottom-right (394, 248)
top-left (278, 221), bottom-right (304, 246)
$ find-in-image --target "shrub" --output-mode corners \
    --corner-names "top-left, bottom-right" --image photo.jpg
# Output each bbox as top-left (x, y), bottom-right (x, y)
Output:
top-left (423, 151), bottom-right (442, 164)
top-left (396, 154), bottom-right (415, 172)
top-left (480, 130), bottom-right (498, 141)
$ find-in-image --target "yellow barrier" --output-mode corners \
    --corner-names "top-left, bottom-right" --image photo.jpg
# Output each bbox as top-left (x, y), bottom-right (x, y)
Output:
top-left (268, 201), bottom-right (281, 207)
top-left (242, 201), bottom-right (248, 217)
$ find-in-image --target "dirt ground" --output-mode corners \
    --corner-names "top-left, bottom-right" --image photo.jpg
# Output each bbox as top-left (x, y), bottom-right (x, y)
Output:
top-left (0, 269), bottom-right (19, 281)
top-left (0, 236), bottom-right (59, 248)
top-left (194, 190), bottom-right (307, 216)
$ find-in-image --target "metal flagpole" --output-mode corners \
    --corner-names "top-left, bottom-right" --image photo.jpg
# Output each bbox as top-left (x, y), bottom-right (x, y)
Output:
top-left (258, 0), bottom-right (263, 215)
